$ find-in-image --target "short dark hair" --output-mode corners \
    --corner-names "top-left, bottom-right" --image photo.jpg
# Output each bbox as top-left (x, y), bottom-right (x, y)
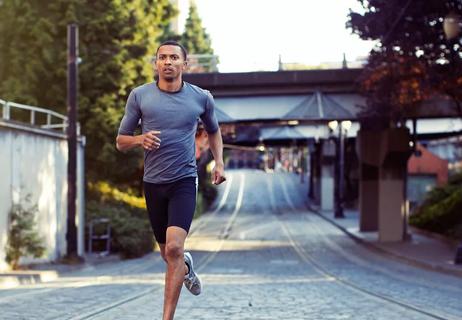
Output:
top-left (156, 40), bottom-right (188, 60)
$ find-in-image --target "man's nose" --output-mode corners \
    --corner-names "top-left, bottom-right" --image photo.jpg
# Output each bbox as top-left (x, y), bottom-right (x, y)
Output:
top-left (164, 57), bottom-right (172, 64)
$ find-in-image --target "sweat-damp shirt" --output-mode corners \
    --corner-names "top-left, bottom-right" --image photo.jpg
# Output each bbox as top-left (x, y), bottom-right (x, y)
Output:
top-left (117, 81), bottom-right (219, 184)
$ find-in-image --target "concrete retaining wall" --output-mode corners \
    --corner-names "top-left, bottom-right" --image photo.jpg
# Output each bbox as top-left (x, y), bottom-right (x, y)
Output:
top-left (0, 121), bottom-right (85, 271)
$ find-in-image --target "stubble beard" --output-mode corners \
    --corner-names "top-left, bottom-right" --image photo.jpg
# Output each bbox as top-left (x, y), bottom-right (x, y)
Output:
top-left (163, 76), bottom-right (176, 82)
top-left (161, 71), bottom-right (181, 83)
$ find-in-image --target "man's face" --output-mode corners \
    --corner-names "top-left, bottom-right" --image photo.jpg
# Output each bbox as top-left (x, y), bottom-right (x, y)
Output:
top-left (155, 45), bottom-right (187, 81)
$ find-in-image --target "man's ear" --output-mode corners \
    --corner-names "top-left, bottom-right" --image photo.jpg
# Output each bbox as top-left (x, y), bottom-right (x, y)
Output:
top-left (182, 60), bottom-right (188, 70)
top-left (152, 58), bottom-right (158, 71)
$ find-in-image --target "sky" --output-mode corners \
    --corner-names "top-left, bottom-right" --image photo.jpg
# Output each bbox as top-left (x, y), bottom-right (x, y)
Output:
top-left (175, 0), bottom-right (376, 73)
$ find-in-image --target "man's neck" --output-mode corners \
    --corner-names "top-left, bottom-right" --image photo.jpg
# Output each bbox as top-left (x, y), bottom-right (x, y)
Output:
top-left (157, 78), bottom-right (183, 93)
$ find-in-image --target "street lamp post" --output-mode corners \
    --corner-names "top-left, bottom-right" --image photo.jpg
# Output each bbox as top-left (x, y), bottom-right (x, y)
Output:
top-left (328, 121), bottom-right (339, 216)
top-left (443, 12), bottom-right (462, 265)
top-left (328, 120), bottom-right (351, 219)
top-left (66, 24), bottom-right (81, 261)
top-left (335, 121), bottom-right (344, 219)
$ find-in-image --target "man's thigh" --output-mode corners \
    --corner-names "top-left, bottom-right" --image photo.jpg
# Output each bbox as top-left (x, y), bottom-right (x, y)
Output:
top-left (167, 177), bottom-right (197, 234)
top-left (144, 181), bottom-right (169, 244)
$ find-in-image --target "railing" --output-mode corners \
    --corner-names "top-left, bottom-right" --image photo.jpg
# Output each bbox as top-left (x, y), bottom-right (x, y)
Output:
top-left (0, 98), bottom-right (80, 134)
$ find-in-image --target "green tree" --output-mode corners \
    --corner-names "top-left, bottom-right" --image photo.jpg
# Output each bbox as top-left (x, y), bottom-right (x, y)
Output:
top-left (0, 0), bottom-right (176, 188)
top-left (347, 0), bottom-right (462, 122)
top-left (0, 0), bottom-right (78, 109)
top-left (181, 1), bottom-right (213, 55)
top-left (158, 3), bottom-right (181, 43)
top-left (348, 1), bottom-right (462, 241)
top-left (77, 0), bottom-right (176, 184)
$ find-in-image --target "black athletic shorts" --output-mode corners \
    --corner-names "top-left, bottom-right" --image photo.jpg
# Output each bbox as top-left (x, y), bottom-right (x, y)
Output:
top-left (143, 177), bottom-right (197, 244)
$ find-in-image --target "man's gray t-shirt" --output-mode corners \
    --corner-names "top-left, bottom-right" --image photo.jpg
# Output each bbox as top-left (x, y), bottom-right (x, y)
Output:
top-left (118, 81), bottom-right (219, 184)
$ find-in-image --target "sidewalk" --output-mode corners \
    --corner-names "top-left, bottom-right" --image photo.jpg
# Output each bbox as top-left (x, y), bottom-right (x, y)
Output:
top-left (0, 253), bottom-right (121, 289)
top-left (313, 208), bottom-right (462, 277)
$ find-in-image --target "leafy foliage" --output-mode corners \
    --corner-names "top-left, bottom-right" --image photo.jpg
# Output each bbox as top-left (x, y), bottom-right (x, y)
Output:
top-left (0, 1), bottom-right (218, 259)
top-left (410, 171), bottom-right (462, 239)
top-left (86, 200), bottom-right (154, 259)
top-left (181, 1), bottom-right (214, 55)
top-left (0, 0), bottom-right (176, 187)
top-left (0, 0), bottom-right (78, 107)
top-left (348, 0), bottom-right (462, 121)
top-left (5, 197), bottom-right (46, 270)
top-left (197, 151), bottom-right (218, 209)
top-left (86, 177), bottom-right (215, 258)
top-left (77, 0), bottom-right (176, 185)
top-left (88, 181), bottom-right (146, 209)
top-left (86, 185), bottom-right (154, 259)
top-left (357, 50), bottom-right (431, 122)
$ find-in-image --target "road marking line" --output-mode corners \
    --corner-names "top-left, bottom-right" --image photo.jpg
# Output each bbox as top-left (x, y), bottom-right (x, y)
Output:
top-left (212, 173), bottom-right (234, 214)
top-left (197, 172), bottom-right (245, 271)
top-left (222, 172), bottom-right (245, 239)
top-left (189, 173), bottom-right (234, 236)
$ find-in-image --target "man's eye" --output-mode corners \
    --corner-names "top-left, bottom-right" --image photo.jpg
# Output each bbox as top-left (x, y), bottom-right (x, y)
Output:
top-left (158, 56), bottom-right (166, 60)
top-left (171, 56), bottom-right (179, 61)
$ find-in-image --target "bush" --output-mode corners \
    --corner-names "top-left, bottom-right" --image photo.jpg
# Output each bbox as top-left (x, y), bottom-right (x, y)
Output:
top-left (197, 155), bottom-right (218, 210)
top-left (88, 181), bottom-right (146, 209)
top-left (194, 190), bottom-right (206, 219)
top-left (86, 173), bottom-right (218, 259)
top-left (5, 197), bottom-right (46, 270)
top-left (199, 179), bottom-right (217, 209)
top-left (86, 184), bottom-right (154, 259)
top-left (410, 171), bottom-right (462, 240)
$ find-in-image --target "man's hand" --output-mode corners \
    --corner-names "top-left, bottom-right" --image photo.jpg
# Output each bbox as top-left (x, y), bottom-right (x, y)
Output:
top-left (140, 130), bottom-right (161, 151)
top-left (212, 162), bottom-right (226, 185)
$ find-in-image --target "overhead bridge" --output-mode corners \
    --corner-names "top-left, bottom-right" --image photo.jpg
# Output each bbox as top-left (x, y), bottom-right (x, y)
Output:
top-left (185, 69), bottom-right (462, 243)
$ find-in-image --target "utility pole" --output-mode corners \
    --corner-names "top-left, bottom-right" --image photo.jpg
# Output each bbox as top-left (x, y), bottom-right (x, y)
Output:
top-left (66, 23), bottom-right (80, 261)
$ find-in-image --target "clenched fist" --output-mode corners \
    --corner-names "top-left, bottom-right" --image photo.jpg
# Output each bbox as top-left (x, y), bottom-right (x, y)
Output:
top-left (212, 162), bottom-right (226, 185)
top-left (140, 130), bottom-right (161, 151)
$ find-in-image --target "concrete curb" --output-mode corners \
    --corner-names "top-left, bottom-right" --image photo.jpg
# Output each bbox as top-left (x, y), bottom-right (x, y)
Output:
top-left (0, 254), bottom-right (122, 289)
top-left (306, 204), bottom-right (462, 278)
top-left (409, 226), bottom-right (460, 248)
top-left (0, 270), bottom-right (58, 289)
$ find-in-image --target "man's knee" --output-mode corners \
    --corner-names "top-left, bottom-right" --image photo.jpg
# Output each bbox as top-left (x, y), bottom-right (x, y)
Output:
top-left (165, 241), bottom-right (184, 261)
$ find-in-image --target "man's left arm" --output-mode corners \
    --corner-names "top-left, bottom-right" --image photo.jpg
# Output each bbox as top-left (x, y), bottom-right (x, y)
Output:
top-left (208, 129), bottom-right (226, 185)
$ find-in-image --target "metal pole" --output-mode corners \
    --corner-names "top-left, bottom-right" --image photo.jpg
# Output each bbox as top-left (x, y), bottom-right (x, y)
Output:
top-left (308, 142), bottom-right (314, 200)
top-left (300, 146), bottom-right (304, 183)
top-left (66, 24), bottom-right (79, 259)
top-left (335, 125), bottom-right (345, 218)
top-left (339, 126), bottom-right (345, 216)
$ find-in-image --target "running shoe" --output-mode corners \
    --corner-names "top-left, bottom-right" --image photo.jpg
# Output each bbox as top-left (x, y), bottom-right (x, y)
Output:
top-left (183, 252), bottom-right (202, 295)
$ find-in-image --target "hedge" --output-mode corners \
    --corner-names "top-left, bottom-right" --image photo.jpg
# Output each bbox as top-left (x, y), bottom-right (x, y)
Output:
top-left (410, 172), bottom-right (462, 240)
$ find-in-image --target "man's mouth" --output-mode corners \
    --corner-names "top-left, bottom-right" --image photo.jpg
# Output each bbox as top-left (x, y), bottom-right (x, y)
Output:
top-left (163, 68), bottom-right (174, 73)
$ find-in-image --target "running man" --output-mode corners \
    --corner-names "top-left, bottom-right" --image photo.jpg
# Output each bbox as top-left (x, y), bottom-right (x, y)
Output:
top-left (116, 40), bottom-right (226, 320)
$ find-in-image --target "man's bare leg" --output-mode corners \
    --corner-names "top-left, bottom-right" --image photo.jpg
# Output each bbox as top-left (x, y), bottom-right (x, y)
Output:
top-left (162, 226), bottom-right (189, 320)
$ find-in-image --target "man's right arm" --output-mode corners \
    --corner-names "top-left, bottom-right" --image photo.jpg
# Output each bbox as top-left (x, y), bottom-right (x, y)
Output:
top-left (116, 132), bottom-right (161, 153)
top-left (116, 134), bottom-right (142, 152)
top-left (116, 90), bottom-right (160, 153)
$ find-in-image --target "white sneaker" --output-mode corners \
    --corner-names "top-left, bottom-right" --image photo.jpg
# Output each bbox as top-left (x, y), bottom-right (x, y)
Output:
top-left (183, 252), bottom-right (202, 295)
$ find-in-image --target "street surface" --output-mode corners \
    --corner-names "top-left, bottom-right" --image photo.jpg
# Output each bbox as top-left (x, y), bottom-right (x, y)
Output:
top-left (1, 169), bottom-right (462, 320)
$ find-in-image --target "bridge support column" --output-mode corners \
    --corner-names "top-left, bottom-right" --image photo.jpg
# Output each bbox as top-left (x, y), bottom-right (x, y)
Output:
top-left (358, 163), bottom-right (379, 231)
top-left (356, 127), bottom-right (412, 242)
